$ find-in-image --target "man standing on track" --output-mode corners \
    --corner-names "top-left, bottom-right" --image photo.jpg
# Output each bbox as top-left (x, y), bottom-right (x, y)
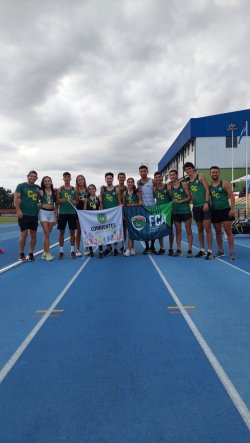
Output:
top-left (210, 166), bottom-right (236, 260)
top-left (116, 172), bottom-right (127, 253)
top-left (57, 172), bottom-right (77, 259)
top-left (153, 171), bottom-right (174, 255)
top-left (183, 162), bottom-right (213, 260)
top-left (100, 172), bottom-right (121, 256)
top-left (137, 165), bottom-right (156, 254)
top-left (14, 170), bottom-right (40, 261)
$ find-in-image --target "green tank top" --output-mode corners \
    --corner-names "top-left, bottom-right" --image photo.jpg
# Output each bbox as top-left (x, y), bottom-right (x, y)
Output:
top-left (59, 187), bottom-right (76, 214)
top-left (171, 183), bottom-right (191, 214)
top-left (102, 187), bottom-right (119, 209)
top-left (189, 174), bottom-right (206, 207)
top-left (40, 191), bottom-right (56, 206)
top-left (210, 181), bottom-right (230, 209)
top-left (15, 182), bottom-right (40, 216)
top-left (154, 186), bottom-right (171, 205)
top-left (124, 191), bottom-right (139, 205)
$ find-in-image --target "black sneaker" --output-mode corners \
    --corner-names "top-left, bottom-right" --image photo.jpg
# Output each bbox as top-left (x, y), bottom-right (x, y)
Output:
top-left (205, 251), bottom-right (213, 260)
top-left (120, 247), bottom-right (124, 253)
top-left (157, 248), bottom-right (165, 255)
top-left (89, 250), bottom-right (94, 257)
top-left (143, 248), bottom-right (151, 255)
top-left (27, 252), bottom-right (34, 262)
top-left (58, 252), bottom-right (64, 260)
top-left (113, 248), bottom-right (118, 256)
top-left (214, 250), bottom-right (225, 257)
top-left (150, 248), bottom-right (158, 255)
top-left (168, 249), bottom-right (174, 256)
top-left (99, 252), bottom-right (103, 259)
top-left (173, 249), bottom-right (182, 257)
top-left (104, 248), bottom-right (112, 256)
top-left (195, 250), bottom-right (206, 258)
top-left (19, 252), bottom-right (26, 261)
top-left (187, 249), bottom-right (193, 258)
top-left (71, 251), bottom-right (76, 259)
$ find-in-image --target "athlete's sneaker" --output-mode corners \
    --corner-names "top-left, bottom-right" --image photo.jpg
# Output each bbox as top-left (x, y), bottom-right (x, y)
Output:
top-left (157, 248), bottom-right (165, 255)
top-left (195, 250), bottom-right (206, 258)
top-left (205, 251), bottom-right (213, 260)
top-left (173, 249), bottom-right (182, 257)
top-left (120, 247), bottom-right (124, 253)
top-left (187, 249), bottom-right (193, 258)
top-left (143, 248), bottom-right (151, 255)
top-left (76, 250), bottom-right (83, 257)
top-left (89, 250), bottom-right (94, 257)
top-left (131, 248), bottom-right (135, 256)
top-left (150, 247), bottom-right (157, 255)
top-left (230, 252), bottom-right (236, 260)
top-left (71, 251), bottom-right (76, 259)
top-left (214, 250), bottom-right (225, 257)
top-left (113, 248), bottom-right (118, 256)
top-left (58, 252), bottom-right (64, 260)
top-left (19, 252), bottom-right (26, 261)
top-left (45, 253), bottom-right (55, 261)
top-left (99, 252), bottom-right (103, 259)
top-left (27, 252), bottom-right (35, 262)
top-left (168, 249), bottom-right (174, 256)
top-left (124, 249), bottom-right (131, 256)
top-left (42, 252), bottom-right (46, 260)
top-left (104, 248), bottom-right (112, 256)
top-left (84, 248), bottom-right (90, 256)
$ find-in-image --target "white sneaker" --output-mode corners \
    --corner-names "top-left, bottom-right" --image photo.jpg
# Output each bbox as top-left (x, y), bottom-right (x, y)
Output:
top-left (45, 253), bottom-right (55, 261)
top-left (124, 249), bottom-right (131, 256)
top-left (84, 248), bottom-right (90, 256)
top-left (42, 252), bottom-right (46, 260)
top-left (130, 248), bottom-right (135, 255)
top-left (76, 250), bottom-right (83, 257)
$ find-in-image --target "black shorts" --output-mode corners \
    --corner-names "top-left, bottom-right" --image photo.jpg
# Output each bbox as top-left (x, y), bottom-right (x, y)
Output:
top-left (172, 213), bottom-right (192, 223)
top-left (193, 205), bottom-right (211, 222)
top-left (211, 208), bottom-right (234, 224)
top-left (18, 215), bottom-right (38, 232)
top-left (57, 213), bottom-right (77, 231)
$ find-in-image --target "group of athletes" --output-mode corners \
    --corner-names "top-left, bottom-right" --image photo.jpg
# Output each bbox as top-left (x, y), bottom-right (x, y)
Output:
top-left (13, 162), bottom-right (236, 262)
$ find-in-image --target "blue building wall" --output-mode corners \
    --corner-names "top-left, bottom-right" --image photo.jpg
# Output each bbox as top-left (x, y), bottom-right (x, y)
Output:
top-left (158, 109), bottom-right (250, 172)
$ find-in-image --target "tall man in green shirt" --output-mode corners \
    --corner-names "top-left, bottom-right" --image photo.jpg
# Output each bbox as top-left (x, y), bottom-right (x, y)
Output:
top-left (57, 172), bottom-right (77, 259)
top-left (100, 172), bottom-right (121, 256)
top-left (183, 162), bottom-right (213, 260)
top-left (210, 166), bottom-right (236, 259)
top-left (14, 170), bottom-right (40, 261)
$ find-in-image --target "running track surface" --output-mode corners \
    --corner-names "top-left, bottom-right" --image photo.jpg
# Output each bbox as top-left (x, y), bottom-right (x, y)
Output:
top-left (0, 223), bottom-right (249, 442)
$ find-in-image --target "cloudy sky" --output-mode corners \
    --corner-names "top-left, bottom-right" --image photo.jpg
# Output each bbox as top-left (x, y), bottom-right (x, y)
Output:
top-left (1, 0), bottom-right (250, 191)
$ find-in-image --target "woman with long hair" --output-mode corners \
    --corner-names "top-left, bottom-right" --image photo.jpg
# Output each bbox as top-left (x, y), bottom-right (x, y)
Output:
top-left (75, 174), bottom-right (89, 256)
top-left (39, 176), bottom-right (57, 261)
top-left (122, 178), bottom-right (142, 256)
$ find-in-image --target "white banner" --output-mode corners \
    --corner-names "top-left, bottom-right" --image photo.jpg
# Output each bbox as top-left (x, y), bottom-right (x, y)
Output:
top-left (76, 206), bottom-right (124, 247)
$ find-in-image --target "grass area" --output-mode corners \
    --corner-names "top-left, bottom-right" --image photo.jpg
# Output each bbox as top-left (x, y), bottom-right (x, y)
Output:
top-left (0, 216), bottom-right (18, 224)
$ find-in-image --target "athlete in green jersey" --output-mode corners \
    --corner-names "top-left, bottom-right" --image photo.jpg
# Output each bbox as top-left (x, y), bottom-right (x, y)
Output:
top-left (154, 172), bottom-right (174, 255)
top-left (122, 178), bottom-right (142, 256)
top-left (210, 166), bottom-right (236, 259)
top-left (184, 162), bottom-right (213, 260)
top-left (14, 170), bottom-right (40, 261)
top-left (167, 170), bottom-right (193, 257)
top-left (116, 172), bottom-right (127, 252)
top-left (100, 172), bottom-right (121, 256)
top-left (57, 172), bottom-right (77, 259)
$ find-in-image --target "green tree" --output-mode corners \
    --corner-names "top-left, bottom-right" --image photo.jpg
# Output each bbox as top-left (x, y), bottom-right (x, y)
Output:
top-left (0, 187), bottom-right (14, 209)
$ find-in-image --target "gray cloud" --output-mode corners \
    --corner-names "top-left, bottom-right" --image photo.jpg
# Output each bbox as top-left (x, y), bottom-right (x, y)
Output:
top-left (1, 0), bottom-right (250, 191)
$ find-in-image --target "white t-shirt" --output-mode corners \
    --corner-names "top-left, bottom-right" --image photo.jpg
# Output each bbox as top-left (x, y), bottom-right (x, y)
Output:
top-left (138, 178), bottom-right (155, 206)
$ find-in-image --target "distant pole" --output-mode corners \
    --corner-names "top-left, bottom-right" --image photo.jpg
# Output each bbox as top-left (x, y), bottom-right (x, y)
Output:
top-left (245, 121), bottom-right (248, 214)
top-left (228, 123), bottom-right (237, 190)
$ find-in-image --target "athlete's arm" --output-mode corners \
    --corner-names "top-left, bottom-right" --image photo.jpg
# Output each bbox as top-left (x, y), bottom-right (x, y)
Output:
top-left (223, 180), bottom-right (235, 216)
top-left (98, 195), bottom-right (103, 210)
top-left (200, 174), bottom-right (211, 209)
top-left (57, 187), bottom-right (66, 204)
top-left (83, 199), bottom-right (87, 210)
top-left (14, 191), bottom-right (23, 219)
top-left (137, 189), bottom-right (143, 206)
top-left (116, 187), bottom-right (122, 205)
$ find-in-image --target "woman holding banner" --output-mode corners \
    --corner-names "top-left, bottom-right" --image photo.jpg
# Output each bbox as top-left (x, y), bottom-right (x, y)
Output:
top-left (122, 178), bottom-right (142, 257)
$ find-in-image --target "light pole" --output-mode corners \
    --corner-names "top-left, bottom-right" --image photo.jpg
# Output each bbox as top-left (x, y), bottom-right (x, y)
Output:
top-left (227, 123), bottom-right (237, 190)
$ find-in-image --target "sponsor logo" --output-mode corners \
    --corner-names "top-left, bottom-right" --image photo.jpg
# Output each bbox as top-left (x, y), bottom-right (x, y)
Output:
top-left (97, 213), bottom-right (107, 224)
top-left (131, 215), bottom-right (146, 231)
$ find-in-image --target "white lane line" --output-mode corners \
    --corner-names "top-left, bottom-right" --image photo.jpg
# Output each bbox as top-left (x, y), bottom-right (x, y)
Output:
top-left (148, 254), bottom-right (250, 431)
top-left (0, 238), bottom-right (70, 275)
top-left (182, 241), bottom-right (250, 277)
top-left (0, 257), bottom-right (90, 384)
